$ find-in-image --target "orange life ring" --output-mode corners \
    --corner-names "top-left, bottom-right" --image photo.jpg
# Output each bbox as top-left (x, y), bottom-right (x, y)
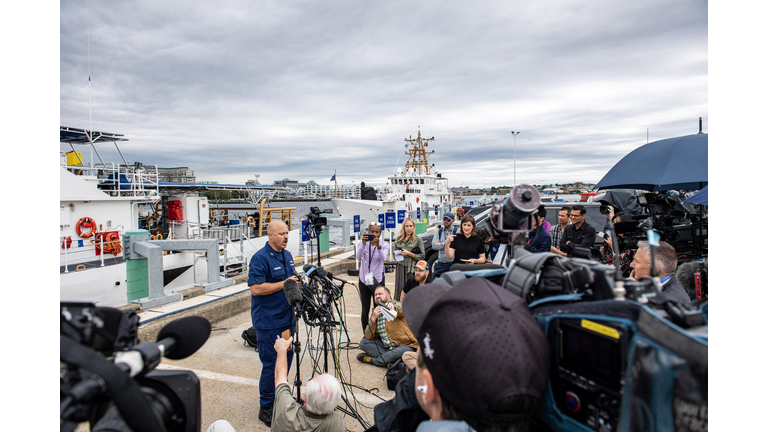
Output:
top-left (76, 217), bottom-right (96, 238)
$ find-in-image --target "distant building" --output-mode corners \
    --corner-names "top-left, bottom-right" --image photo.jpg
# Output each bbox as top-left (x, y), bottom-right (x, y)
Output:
top-left (156, 167), bottom-right (195, 183)
top-left (273, 178), bottom-right (300, 189)
top-left (297, 182), bottom-right (360, 198)
top-left (199, 181), bottom-right (218, 185)
top-left (542, 187), bottom-right (563, 194)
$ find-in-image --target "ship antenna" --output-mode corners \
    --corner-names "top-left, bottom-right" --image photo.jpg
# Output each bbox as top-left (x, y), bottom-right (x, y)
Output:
top-left (86, 0), bottom-right (94, 165)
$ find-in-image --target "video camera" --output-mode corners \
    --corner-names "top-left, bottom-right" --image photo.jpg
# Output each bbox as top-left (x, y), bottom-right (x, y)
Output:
top-left (606, 191), bottom-right (706, 260)
top-left (437, 186), bottom-right (708, 432)
top-left (60, 302), bottom-right (211, 432)
top-left (306, 206), bottom-right (331, 234)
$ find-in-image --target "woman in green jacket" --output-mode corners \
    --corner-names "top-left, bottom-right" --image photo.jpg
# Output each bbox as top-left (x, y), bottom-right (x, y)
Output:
top-left (393, 218), bottom-right (425, 301)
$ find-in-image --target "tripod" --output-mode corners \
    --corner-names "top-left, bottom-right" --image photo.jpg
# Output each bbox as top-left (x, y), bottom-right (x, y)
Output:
top-left (303, 220), bottom-right (325, 267)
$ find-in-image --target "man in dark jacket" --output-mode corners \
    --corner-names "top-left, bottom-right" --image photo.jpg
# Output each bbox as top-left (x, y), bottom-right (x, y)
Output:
top-left (526, 207), bottom-right (551, 253)
top-left (629, 241), bottom-right (691, 304)
top-left (560, 204), bottom-right (596, 257)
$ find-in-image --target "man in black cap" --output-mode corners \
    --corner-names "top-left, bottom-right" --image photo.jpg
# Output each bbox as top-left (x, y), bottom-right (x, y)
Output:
top-left (403, 278), bottom-right (550, 432)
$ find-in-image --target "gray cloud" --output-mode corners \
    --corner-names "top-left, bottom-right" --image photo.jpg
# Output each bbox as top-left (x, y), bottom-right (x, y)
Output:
top-left (61, 0), bottom-right (707, 188)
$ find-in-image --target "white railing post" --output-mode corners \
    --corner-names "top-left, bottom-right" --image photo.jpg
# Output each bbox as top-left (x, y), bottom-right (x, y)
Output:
top-left (63, 236), bottom-right (70, 273)
top-left (100, 234), bottom-right (105, 267)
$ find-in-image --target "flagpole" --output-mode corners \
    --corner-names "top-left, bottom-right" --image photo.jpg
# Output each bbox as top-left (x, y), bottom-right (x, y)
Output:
top-left (334, 169), bottom-right (338, 198)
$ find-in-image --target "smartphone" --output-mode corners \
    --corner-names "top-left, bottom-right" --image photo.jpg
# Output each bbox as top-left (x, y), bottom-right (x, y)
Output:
top-left (364, 234), bottom-right (375, 241)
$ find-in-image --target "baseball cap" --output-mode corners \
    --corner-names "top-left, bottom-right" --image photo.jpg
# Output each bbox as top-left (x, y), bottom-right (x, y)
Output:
top-left (414, 260), bottom-right (429, 271)
top-left (443, 211), bottom-right (455, 220)
top-left (403, 277), bottom-right (550, 423)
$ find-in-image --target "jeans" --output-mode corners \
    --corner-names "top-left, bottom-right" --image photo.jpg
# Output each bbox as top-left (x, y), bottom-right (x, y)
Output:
top-left (359, 338), bottom-right (415, 367)
top-left (256, 325), bottom-right (294, 407)
top-left (430, 260), bottom-right (454, 282)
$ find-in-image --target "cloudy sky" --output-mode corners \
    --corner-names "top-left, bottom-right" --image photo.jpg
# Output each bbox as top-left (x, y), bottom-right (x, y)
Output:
top-left (59, 0), bottom-right (708, 189)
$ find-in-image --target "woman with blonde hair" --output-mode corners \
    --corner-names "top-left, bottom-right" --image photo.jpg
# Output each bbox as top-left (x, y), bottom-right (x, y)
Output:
top-left (393, 217), bottom-right (425, 300)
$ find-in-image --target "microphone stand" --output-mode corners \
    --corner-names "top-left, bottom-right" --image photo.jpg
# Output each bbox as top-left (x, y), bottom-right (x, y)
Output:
top-left (604, 219), bottom-right (626, 300)
top-left (291, 304), bottom-right (303, 404)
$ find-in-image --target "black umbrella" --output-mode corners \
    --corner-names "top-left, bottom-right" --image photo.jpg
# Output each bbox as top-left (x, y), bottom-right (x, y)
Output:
top-left (595, 133), bottom-right (708, 192)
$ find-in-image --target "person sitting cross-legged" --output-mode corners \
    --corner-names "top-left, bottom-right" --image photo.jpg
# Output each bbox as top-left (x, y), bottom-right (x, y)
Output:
top-left (358, 286), bottom-right (418, 367)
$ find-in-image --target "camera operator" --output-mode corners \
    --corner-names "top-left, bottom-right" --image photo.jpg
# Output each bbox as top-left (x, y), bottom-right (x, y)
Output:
top-left (356, 221), bottom-right (390, 332)
top-left (248, 220), bottom-right (298, 427)
top-left (629, 240), bottom-right (691, 304)
top-left (403, 277), bottom-right (550, 432)
top-left (559, 204), bottom-right (596, 257)
top-left (272, 337), bottom-right (346, 432)
top-left (358, 286), bottom-right (418, 367)
top-left (599, 211), bottom-right (635, 276)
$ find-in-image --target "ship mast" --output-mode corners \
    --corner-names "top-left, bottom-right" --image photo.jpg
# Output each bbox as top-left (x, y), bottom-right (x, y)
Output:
top-left (403, 128), bottom-right (435, 176)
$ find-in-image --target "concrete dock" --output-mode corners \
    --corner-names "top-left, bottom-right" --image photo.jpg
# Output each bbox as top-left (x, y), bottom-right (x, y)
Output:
top-left (131, 249), bottom-right (399, 432)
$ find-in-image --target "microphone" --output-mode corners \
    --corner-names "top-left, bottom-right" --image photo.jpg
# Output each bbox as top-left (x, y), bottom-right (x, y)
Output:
top-left (156, 316), bottom-right (211, 360)
top-left (304, 264), bottom-right (334, 286)
top-left (114, 316), bottom-right (211, 377)
top-left (676, 261), bottom-right (707, 299)
top-left (283, 278), bottom-right (304, 308)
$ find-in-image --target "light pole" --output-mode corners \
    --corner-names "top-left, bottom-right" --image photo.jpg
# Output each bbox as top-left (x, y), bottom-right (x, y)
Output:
top-left (511, 131), bottom-right (520, 186)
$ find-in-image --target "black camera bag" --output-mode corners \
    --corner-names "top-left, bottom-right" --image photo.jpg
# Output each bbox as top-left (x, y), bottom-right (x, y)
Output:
top-left (241, 327), bottom-right (258, 350)
top-left (501, 246), bottom-right (597, 304)
top-left (385, 359), bottom-right (407, 391)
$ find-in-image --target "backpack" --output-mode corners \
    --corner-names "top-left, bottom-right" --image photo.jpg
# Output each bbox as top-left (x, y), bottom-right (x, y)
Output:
top-left (385, 359), bottom-right (407, 391)
top-left (241, 327), bottom-right (258, 350)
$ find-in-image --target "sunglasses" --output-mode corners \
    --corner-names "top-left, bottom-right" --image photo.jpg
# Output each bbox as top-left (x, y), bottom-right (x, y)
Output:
top-left (370, 221), bottom-right (382, 226)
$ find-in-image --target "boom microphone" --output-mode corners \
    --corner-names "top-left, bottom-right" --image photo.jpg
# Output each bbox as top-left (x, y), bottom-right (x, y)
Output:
top-left (156, 316), bottom-right (212, 360)
top-left (283, 278), bottom-right (304, 308)
top-left (676, 261), bottom-right (707, 299)
top-left (114, 316), bottom-right (211, 377)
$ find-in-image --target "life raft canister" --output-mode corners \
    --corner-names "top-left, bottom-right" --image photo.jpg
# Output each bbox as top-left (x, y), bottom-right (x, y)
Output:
top-left (76, 217), bottom-right (96, 238)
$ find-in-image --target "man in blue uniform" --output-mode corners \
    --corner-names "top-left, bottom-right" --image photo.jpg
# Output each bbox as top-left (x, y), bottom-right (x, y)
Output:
top-left (248, 220), bottom-right (298, 427)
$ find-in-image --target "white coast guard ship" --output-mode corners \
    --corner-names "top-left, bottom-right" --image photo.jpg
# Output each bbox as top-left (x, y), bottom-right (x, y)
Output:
top-left (331, 129), bottom-right (453, 226)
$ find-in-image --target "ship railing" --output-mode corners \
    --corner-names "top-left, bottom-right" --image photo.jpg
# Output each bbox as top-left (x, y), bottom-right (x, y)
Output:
top-left (60, 226), bottom-right (125, 272)
top-left (191, 226), bottom-right (262, 276)
top-left (61, 158), bottom-right (160, 198)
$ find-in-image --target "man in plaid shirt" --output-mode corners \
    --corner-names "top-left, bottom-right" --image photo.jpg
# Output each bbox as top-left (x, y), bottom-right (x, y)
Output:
top-left (358, 286), bottom-right (418, 367)
top-left (549, 206), bottom-right (571, 256)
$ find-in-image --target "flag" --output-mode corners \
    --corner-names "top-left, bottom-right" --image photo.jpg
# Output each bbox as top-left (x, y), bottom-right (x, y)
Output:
top-left (330, 174), bottom-right (336, 181)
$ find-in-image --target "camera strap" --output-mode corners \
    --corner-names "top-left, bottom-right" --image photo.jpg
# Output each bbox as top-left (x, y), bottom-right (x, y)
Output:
top-left (60, 335), bottom-right (167, 432)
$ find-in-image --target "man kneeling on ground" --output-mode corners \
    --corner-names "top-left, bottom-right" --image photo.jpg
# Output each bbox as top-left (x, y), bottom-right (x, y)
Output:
top-left (358, 286), bottom-right (418, 367)
top-left (272, 337), bottom-right (345, 431)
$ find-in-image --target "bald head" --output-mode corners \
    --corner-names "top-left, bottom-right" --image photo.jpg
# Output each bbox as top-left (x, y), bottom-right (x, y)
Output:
top-left (267, 220), bottom-right (289, 251)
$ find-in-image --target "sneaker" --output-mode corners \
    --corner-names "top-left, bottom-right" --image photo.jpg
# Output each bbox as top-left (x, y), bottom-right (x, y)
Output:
top-left (357, 352), bottom-right (373, 364)
top-left (258, 405), bottom-right (273, 427)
